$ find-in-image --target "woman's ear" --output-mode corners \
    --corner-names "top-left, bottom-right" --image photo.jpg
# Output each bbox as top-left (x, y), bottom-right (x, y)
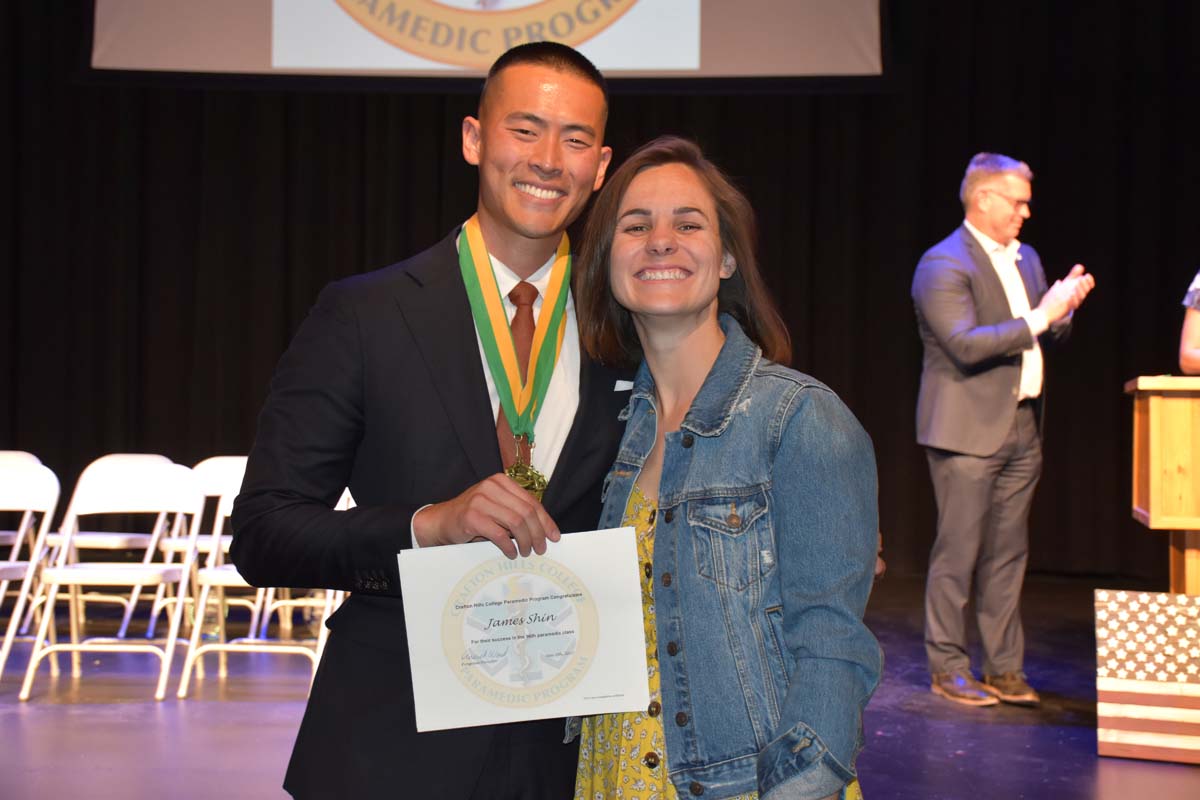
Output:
top-left (720, 252), bottom-right (737, 278)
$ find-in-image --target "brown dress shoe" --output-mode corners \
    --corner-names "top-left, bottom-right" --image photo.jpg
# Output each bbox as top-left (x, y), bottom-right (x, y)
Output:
top-left (930, 670), bottom-right (1000, 706)
top-left (982, 672), bottom-right (1040, 706)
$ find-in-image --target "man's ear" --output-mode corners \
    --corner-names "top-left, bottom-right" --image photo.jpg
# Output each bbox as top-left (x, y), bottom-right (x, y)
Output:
top-left (462, 116), bottom-right (482, 166)
top-left (593, 146), bottom-right (613, 191)
top-left (972, 187), bottom-right (991, 214)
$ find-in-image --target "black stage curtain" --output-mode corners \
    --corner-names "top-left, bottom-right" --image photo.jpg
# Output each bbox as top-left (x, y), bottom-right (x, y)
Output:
top-left (3, 2), bottom-right (1197, 581)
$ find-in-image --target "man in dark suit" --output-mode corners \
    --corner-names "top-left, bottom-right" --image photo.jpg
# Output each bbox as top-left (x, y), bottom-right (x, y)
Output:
top-left (231, 43), bottom-right (624, 798)
top-left (912, 153), bottom-right (1094, 708)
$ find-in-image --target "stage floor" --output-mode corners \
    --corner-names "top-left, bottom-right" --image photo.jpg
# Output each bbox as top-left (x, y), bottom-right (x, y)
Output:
top-left (1, 575), bottom-right (1197, 799)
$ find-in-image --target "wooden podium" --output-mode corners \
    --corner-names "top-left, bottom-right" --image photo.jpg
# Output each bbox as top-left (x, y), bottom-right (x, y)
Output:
top-left (1125, 376), bottom-right (1200, 593)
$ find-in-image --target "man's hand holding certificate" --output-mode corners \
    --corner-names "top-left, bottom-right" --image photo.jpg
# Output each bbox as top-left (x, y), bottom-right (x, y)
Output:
top-left (398, 528), bottom-right (650, 732)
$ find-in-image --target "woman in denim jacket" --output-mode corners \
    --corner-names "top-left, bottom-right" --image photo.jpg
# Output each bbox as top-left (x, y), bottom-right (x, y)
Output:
top-left (570, 137), bottom-right (881, 800)
top-left (1181, 269), bottom-right (1200, 374)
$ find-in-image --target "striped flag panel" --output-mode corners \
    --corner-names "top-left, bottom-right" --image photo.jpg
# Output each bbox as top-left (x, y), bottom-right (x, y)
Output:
top-left (1095, 589), bottom-right (1200, 765)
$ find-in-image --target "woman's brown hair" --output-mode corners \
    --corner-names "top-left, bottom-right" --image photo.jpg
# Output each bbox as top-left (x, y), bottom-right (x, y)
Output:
top-left (575, 135), bottom-right (792, 368)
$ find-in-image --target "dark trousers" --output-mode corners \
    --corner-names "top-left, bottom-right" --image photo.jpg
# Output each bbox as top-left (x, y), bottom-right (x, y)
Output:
top-left (284, 629), bottom-right (579, 799)
top-left (923, 403), bottom-right (1042, 676)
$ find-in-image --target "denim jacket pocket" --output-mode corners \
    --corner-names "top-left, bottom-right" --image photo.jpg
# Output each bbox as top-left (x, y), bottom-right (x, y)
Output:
top-left (688, 491), bottom-right (772, 591)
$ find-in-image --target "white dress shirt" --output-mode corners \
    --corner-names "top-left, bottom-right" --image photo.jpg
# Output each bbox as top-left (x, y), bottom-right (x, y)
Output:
top-left (964, 219), bottom-right (1045, 400)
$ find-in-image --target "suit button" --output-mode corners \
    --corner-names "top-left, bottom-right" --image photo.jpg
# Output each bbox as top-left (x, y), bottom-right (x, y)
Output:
top-left (681, 434), bottom-right (694, 448)
top-left (667, 641), bottom-right (679, 656)
top-left (642, 751), bottom-right (660, 768)
top-left (661, 572), bottom-right (672, 587)
top-left (690, 781), bottom-right (704, 795)
top-left (675, 711), bottom-right (689, 726)
top-left (644, 562), bottom-right (653, 579)
top-left (663, 509), bottom-right (674, 523)
top-left (647, 700), bottom-right (661, 717)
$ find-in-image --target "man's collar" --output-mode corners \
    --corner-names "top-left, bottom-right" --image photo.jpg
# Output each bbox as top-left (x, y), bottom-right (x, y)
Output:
top-left (489, 250), bottom-right (557, 299)
top-left (454, 221), bottom-right (559, 298)
top-left (964, 219), bottom-right (1022, 260)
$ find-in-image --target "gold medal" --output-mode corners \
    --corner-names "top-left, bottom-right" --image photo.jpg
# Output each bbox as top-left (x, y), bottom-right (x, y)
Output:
top-left (506, 461), bottom-right (548, 501)
top-left (504, 434), bottom-right (548, 500)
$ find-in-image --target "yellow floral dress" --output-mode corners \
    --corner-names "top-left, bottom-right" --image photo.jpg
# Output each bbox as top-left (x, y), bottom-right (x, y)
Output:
top-left (573, 484), bottom-right (864, 800)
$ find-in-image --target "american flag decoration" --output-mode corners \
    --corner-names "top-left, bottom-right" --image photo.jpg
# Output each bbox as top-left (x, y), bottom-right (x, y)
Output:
top-left (1094, 589), bottom-right (1200, 764)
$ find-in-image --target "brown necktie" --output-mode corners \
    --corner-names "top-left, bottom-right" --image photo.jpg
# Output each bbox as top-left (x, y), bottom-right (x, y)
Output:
top-left (497, 281), bottom-right (538, 469)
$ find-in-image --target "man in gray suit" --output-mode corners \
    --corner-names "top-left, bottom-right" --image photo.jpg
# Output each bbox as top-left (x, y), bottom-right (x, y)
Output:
top-left (912, 153), bottom-right (1094, 706)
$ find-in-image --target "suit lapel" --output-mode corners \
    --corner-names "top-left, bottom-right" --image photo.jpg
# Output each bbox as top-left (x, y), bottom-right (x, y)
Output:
top-left (542, 356), bottom-right (624, 521)
top-left (1016, 246), bottom-right (1040, 306)
top-left (393, 231), bottom-right (501, 482)
top-left (959, 226), bottom-right (1013, 318)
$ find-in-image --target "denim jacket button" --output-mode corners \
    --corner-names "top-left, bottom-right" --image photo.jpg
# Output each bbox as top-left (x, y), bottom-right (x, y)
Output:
top-left (642, 751), bottom-right (660, 768)
top-left (675, 711), bottom-right (689, 726)
top-left (689, 781), bottom-right (704, 796)
top-left (661, 572), bottom-right (672, 587)
top-left (681, 433), bottom-right (695, 448)
top-left (666, 641), bottom-right (680, 656)
top-left (798, 736), bottom-right (812, 749)
top-left (663, 509), bottom-right (674, 523)
top-left (647, 700), bottom-right (661, 716)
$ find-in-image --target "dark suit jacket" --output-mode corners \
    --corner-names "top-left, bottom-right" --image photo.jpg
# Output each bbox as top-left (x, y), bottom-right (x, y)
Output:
top-left (911, 225), bottom-right (1067, 457)
top-left (231, 230), bottom-right (628, 796)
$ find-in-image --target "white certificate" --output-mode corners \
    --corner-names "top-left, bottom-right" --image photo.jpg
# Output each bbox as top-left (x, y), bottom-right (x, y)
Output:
top-left (397, 527), bottom-right (650, 732)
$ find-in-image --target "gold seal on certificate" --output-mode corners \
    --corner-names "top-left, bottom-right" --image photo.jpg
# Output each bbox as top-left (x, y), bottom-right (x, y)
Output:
top-left (442, 557), bottom-right (598, 707)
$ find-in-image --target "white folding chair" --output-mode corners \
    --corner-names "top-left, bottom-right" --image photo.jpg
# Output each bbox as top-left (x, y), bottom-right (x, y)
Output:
top-left (0, 453), bottom-right (50, 605)
top-left (0, 450), bottom-right (41, 466)
top-left (0, 460), bottom-right (60, 681)
top-left (153, 456), bottom-right (261, 636)
top-left (0, 451), bottom-right (44, 553)
top-left (20, 460), bottom-right (204, 701)
top-left (176, 486), bottom-right (348, 697)
top-left (41, 453), bottom-right (175, 639)
top-left (164, 456), bottom-right (244, 560)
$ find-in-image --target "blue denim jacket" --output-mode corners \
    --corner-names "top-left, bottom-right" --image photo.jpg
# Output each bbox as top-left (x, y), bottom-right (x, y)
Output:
top-left (570, 315), bottom-right (881, 800)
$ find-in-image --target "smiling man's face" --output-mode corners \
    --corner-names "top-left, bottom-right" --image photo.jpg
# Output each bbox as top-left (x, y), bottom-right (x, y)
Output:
top-left (462, 63), bottom-right (611, 267)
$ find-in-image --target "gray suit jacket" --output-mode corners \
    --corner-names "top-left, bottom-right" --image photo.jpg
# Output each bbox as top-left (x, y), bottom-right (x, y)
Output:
top-left (912, 225), bottom-right (1067, 457)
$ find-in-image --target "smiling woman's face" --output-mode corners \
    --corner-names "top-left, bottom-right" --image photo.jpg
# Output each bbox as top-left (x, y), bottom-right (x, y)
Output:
top-left (608, 162), bottom-right (733, 324)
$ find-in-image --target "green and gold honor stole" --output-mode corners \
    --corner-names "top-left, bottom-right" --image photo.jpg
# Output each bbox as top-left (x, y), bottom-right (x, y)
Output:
top-left (458, 214), bottom-right (571, 499)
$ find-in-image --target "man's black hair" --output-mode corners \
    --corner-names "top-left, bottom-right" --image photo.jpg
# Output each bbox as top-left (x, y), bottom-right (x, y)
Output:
top-left (479, 41), bottom-right (608, 114)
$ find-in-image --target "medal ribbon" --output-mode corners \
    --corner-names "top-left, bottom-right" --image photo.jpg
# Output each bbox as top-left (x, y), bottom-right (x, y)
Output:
top-left (458, 214), bottom-right (570, 445)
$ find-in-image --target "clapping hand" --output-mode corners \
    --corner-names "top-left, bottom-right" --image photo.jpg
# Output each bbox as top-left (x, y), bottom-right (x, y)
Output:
top-left (1038, 263), bottom-right (1096, 322)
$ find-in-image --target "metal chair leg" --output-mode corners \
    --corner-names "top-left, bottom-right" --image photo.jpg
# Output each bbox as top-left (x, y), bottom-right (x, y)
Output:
top-left (19, 581), bottom-right (61, 701)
